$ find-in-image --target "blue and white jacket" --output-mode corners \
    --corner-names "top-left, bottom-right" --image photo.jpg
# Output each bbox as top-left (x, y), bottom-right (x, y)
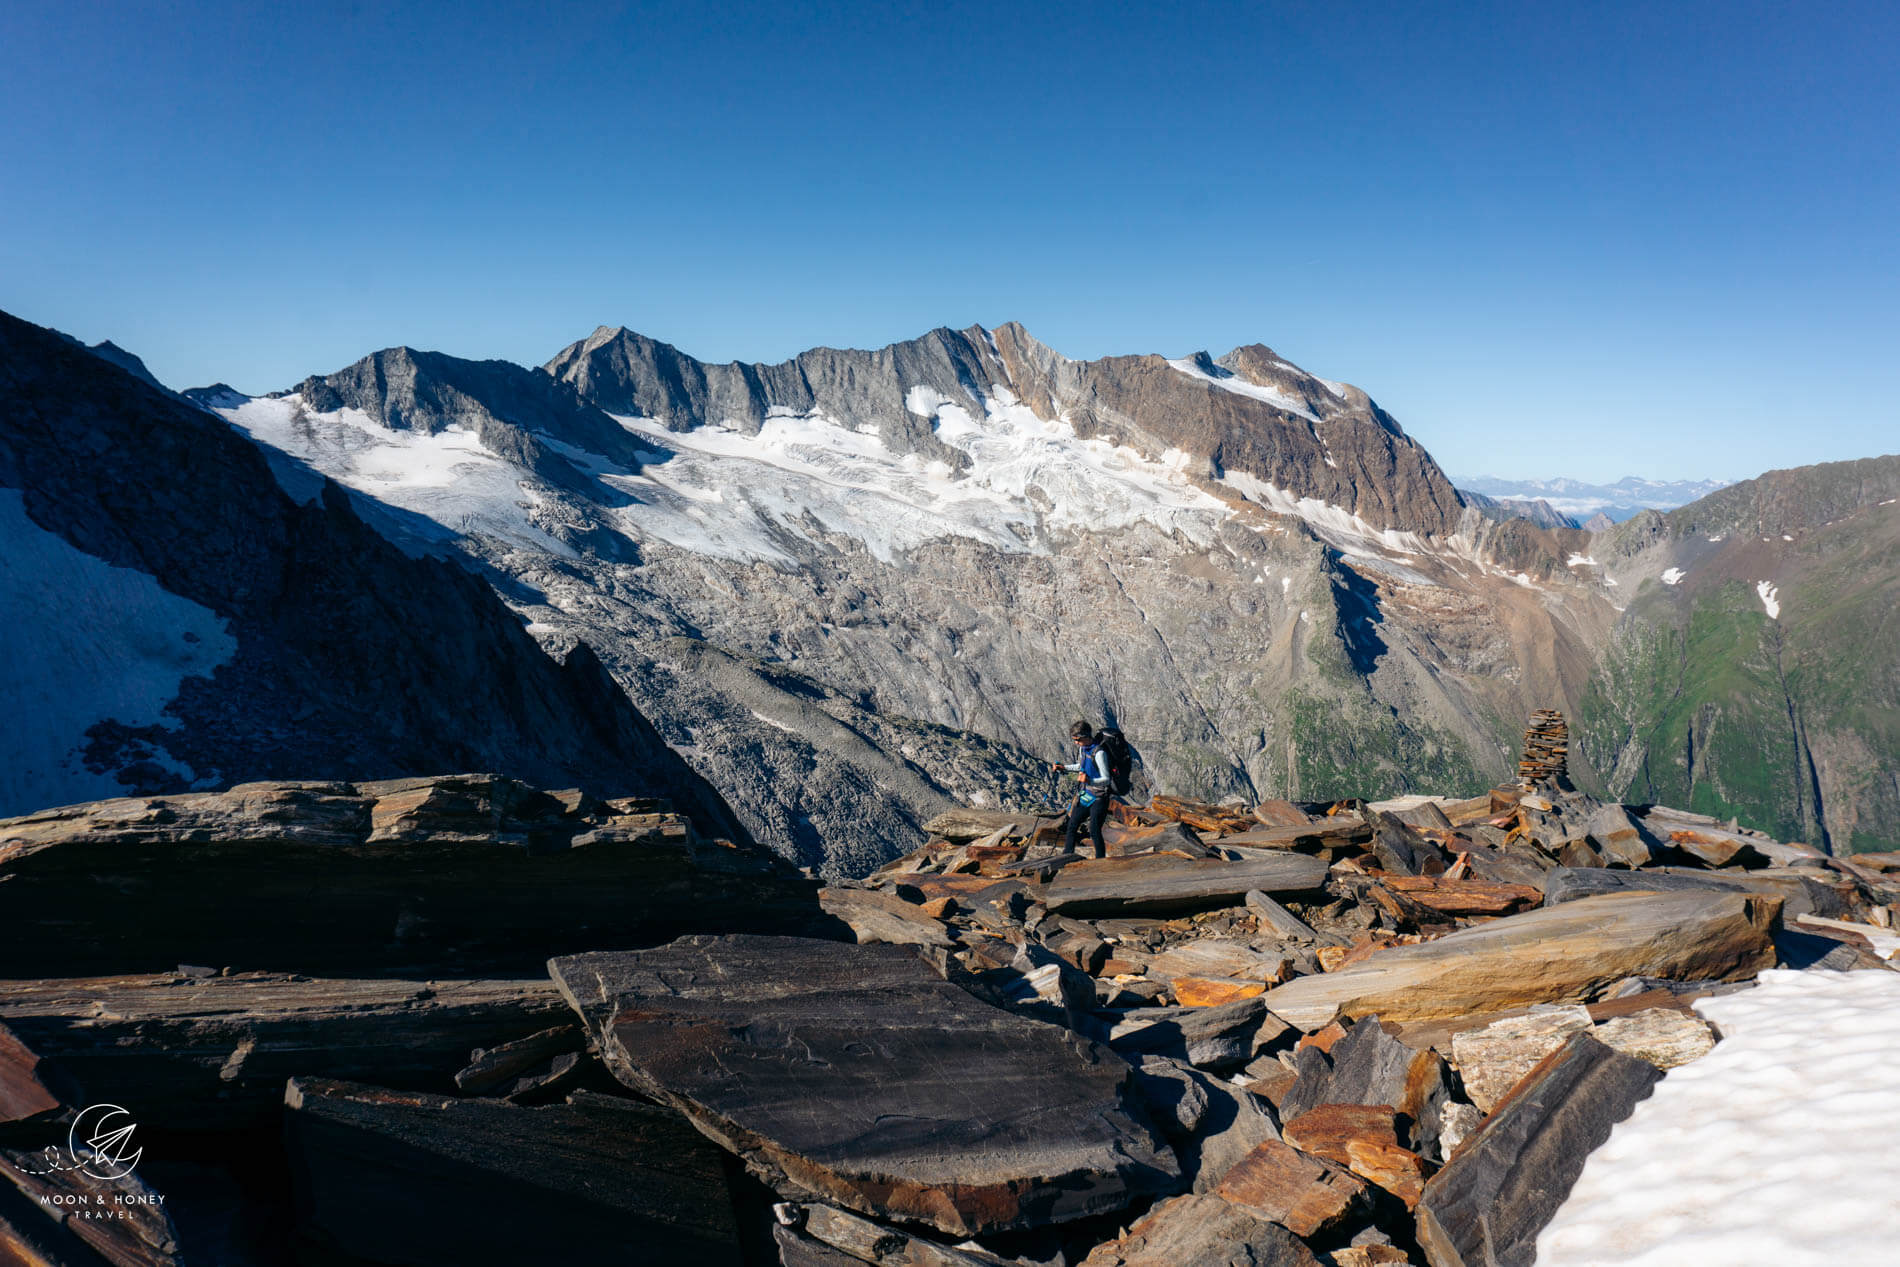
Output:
top-left (1062, 744), bottom-right (1114, 806)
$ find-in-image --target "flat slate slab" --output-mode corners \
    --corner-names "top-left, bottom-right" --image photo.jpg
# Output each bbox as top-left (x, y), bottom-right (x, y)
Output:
top-left (549, 935), bottom-right (1180, 1236)
top-left (0, 972), bottom-right (566, 1131)
top-left (1259, 890), bottom-right (1779, 1029)
top-left (1543, 865), bottom-right (1850, 920)
top-left (1040, 853), bottom-right (1329, 917)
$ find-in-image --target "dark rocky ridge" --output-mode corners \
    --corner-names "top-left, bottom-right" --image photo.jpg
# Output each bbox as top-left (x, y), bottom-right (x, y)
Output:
top-left (0, 309), bottom-right (740, 833)
top-left (293, 345), bottom-right (653, 500)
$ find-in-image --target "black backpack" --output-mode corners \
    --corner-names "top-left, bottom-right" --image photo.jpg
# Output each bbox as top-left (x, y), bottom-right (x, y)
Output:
top-left (1096, 728), bottom-right (1134, 796)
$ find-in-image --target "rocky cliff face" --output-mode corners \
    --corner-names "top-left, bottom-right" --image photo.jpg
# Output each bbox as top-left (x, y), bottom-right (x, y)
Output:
top-left (0, 310), bottom-right (741, 838)
top-left (1576, 456), bottom-right (1900, 852)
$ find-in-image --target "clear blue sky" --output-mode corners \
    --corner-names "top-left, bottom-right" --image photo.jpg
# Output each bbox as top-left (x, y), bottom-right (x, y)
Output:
top-left (4, 1), bottom-right (1895, 483)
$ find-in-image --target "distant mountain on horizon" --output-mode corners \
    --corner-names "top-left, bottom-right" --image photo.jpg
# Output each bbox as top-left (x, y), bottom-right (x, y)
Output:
top-left (1454, 474), bottom-right (1734, 523)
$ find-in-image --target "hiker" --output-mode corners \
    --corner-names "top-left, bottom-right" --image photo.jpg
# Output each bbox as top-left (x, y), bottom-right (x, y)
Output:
top-left (1055, 720), bottom-right (1114, 859)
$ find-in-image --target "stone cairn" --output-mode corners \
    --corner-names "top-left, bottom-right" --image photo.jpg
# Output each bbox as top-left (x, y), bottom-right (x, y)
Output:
top-left (1518, 709), bottom-right (1569, 786)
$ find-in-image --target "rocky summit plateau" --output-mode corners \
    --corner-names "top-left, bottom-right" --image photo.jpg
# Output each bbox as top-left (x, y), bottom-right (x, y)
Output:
top-left (5, 759), bottom-right (1899, 1265)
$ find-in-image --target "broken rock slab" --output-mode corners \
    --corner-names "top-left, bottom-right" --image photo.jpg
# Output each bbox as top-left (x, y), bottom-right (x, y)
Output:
top-left (285, 1079), bottom-right (744, 1265)
top-left (1416, 1033), bottom-right (1661, 1267)
top-left (1098, 995), bottom-right (1291, 1071)
top-left (550, 936), bottom-right (1180, 1237)
top-left (1041, 853), bottom-right (1328, 918)
top-left (788, 1202), bottom-right (1020, 1266)
top-left (1259, 890), bottom-right (1779, 1030)
top-left (820, 887), bottom-right (957, 949)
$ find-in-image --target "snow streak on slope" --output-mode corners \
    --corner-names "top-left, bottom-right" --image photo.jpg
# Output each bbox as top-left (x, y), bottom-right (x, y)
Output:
top-left (1756, 580), bottom-right (1782, 619)
top-left (1165, 357), bottom-right (1322, 422)
top-left (0, 489), bottom-right (236, 814)
top-left (585, 387), bottom-right (1231, 565)
top-left (217, 394), bottom-right (575, 556)
top-left (1539, 969), bottom-right (1900, 1267)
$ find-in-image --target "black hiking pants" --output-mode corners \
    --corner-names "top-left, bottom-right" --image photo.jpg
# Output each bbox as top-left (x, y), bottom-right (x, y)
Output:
top-left (1066, 795), bottom-right (1110, 859)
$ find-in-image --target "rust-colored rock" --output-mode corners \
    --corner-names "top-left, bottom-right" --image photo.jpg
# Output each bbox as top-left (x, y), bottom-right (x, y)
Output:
top-left (1079, 1192), bottom-right (1321, 1266)
top-left (1172, 977), bottom-right (1268, 1008)
top-left (1213, 1139), bottom-right (1367, 1237)
top-left (1281, 1103), bottom-right (1430, 1208)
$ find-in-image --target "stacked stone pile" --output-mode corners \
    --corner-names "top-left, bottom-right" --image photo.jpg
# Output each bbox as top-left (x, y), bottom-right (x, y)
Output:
top-left (3, 774), bottom-right (1897, 1265)
top-left (1516, 709), bottom-right (1569, 787)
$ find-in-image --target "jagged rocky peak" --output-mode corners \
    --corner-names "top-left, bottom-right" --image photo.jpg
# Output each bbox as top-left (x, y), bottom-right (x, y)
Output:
top-left (546, 319), bottom-right (1467, 537)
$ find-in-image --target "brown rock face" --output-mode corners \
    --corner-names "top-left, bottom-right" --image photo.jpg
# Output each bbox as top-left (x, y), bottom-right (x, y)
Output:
top-left (550, 935), bottom-right (1181, 1237)
top-left (1260, 890), bottom-right (1780, 1029)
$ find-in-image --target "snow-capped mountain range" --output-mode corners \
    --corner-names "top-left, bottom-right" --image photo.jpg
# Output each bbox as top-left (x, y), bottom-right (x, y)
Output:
top-left (4, 306), bottom-right (1894, 870)
top-left (1453, 474), bottom-right (1733, 522)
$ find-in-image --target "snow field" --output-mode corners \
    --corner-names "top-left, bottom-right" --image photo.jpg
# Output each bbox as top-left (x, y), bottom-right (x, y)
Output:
top-left (1539, 969), bottom-right (1900, 1267)
top-left (0, 490), bottom-right (235, 814)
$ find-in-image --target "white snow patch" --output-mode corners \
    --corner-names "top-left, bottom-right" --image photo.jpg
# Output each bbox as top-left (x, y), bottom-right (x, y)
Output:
top-left (1661, 568), bottom-right (1686, 586)
top-left (1299, 610), bottom-right (1310, 624)
top-left (749, 710), bottom-right (800, 733)
top-left (1511, 572), bottom-right (1536, 588)
top-left (1880, 499), bottom-right (1896, 506)
top-left (593, 389), bottom-right (1230, 565)
top-left (0, 490), bottom-right (237, 815)
top-left (1782, 534), bottom-right (1794, 541)
top-left (1281, 576), bottom-right (1293, 593)
top-left (1709, 534), bottom-right (1726, 542)
top-left (217, 394), bottom-right (575, 556)
top-left (1566, 553), bottom-right (1600, 567)
top-left (1538, 968), bottom-right (1900, 1267)
top-left (1756, 580), bottom-right (1781, 619)
top-left (1166, 358), bottom-right (1321, 422)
